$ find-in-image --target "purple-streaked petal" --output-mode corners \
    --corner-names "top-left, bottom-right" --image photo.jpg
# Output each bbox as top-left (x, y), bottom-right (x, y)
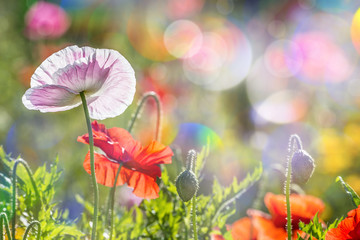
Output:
top-left (22, 84), bottom-right (82, 112)
top-left (53, 59), bottom-right (107, 93)
top-left (31, 45), bottom-right (95, 87)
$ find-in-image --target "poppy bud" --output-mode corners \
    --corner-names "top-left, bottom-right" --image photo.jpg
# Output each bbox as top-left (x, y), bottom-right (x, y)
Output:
top-left (176, 169), bottom-right (199, 202)
top-left (291, 149), bottom-right (315, 185)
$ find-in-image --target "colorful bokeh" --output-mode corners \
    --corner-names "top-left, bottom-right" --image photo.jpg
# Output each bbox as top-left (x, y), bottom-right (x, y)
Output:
top-left (2, 0), bottom-right (360, 231)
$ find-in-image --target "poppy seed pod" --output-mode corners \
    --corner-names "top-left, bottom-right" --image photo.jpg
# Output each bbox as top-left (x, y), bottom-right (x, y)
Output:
top-left (291, 149), bottom-right (315, 185)
top-left (176, 169), bottom-right (199, 202)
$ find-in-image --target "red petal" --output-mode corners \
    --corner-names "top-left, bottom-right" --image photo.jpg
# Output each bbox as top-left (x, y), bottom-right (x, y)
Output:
top-left (231, 217), bottom-right (257, 240)
top-left (133, 140), bottom-right (173, 166)
top-left (83, 151), bottom-right (123, 187)
top-left (118, 167), bottom-right (159, 199)
top-left (251, 214), bottom-right (288, 239)
top-left (326, 206), bottom-right (360, 239)
top-left (264, 192), bottom-right (325, 228)
top-left (78, 121), bottom-right (135, 161)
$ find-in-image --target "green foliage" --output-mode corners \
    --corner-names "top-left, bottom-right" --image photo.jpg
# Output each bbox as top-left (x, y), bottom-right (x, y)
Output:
top-left (336, 176), bottom-right (360, 208)
top-left (297, 213), bottom-right (343, 240)
top-left (0, 146), bottom-right (84, 239)
top-left (197, 164), bottom-right (262, 237)
top-left (1, 144), bottom-right (262, 239)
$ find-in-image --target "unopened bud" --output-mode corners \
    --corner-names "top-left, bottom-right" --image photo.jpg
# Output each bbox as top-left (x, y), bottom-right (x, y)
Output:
top-left (291, 149), bottom-right (315, 185)
top-left (176, 169), bottom-right (199, 202)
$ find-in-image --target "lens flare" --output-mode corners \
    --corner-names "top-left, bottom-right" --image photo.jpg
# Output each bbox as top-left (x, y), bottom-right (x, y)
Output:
top-left (183, 18), bottom-right (252, 91)
top-left (264, 40), bottom-right (302, 78)
top-left (171, 122), bottom-right (222, 152)
top-left (164, 20), bottom-right (203, 59)
top-left (127, 5), bottom-right (174, 62)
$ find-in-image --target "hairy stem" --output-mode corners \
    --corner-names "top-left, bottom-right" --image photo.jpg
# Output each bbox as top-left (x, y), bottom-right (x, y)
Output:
top-left (22, 221), bottom-right (41, 240)
top-left (191, 195), bottom-right (198, 240)
top-left (12, 159), bottom-right (41, 240)
top-left (285, 134), bottom-right (302, 240)
top-left (80, 92), bottom-right (99, 240)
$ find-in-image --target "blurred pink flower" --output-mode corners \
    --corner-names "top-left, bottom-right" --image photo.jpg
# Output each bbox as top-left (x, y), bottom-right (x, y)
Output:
top-left (22, 45), bottom-right (136, 120)
top-left (25, 2), bottom-right (70, 40)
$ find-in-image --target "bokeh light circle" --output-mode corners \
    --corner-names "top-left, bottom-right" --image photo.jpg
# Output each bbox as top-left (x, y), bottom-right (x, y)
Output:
top-left (351, 7), bottom-right (360, 55)
top-left (264, 39), bottom-right (303, 78)
top-left (247, 57), bottom-right (308, 124)
top-left (183, 18), bottom-right (252, 91)
top-left (164, 20), bottom-right (203, 59)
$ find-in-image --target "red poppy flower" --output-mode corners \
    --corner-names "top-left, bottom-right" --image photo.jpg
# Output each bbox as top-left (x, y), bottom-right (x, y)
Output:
top-left (265, 192), bottom-right (325, 229)
top-left (78, 121), bottom-right (173, 199)
top-left (326, 205), bottom-right (360, 239)
top-left (214, 193), bottom-right (325, 240)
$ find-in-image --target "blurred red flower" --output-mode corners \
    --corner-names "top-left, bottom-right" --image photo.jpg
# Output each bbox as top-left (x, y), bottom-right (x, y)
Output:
top-left (212, 192), bottom-right (325, 240)
top-left (78, 121), bottom-right (173, 199)
top-left (326, 205), bottom-right (360, 239)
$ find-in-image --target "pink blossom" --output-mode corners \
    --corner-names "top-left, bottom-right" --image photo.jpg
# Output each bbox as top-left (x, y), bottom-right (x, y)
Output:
top-left (22, 45), bottom-right (136, 120)
top-left (25, 2), bottom-right (70, 40)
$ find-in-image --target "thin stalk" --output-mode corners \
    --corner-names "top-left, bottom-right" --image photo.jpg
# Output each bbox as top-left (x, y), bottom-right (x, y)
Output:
top-left (12, 159), bottom-right (41, 240)
top-left (22, 221), bottom-right (41, 240)
top-left (105, 91), bottom-right (163, 238)
top-left (108, 163), bottom-right (122, 240)
top-left (285, 135), bottom-right (302, 240)
top-left (1, 212), bottom-right (11, 240)
top-left (191, 196), bottom-right (198, 240)
top-left (80, 92), bottom-right (98, 240)
top-left (127, 91), bottom-right (162, 141)
top-left (285, 155), bottom-right (292, 240)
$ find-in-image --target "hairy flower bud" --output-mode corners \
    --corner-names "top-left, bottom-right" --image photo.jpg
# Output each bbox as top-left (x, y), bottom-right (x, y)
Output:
top-left (291, 149), bottom-right (315, 185)
top-left (176, 169), bottom-right (199, 202)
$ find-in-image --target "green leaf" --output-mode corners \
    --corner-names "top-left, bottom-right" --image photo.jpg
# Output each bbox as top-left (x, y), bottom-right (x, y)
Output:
top-left (336, 176), bottom-right (360, 207)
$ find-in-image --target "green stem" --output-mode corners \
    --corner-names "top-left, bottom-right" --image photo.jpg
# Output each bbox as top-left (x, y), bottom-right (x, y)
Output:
top-left (191, 195), bottom-right (198, 240)
top-left (80, 92), bottom-right (98, 240)
top-left (22, 221), bottom-right (41, 240)
top-left (105, 92), bottom-right (162, 239)
top-left (285, 135), bottom-right (302, 240)
top-left (12, 159), bottom-right (41, 240)
top-left (1, 212), bottom-right (11, 240)
top-left (285, 156), bottom-right (292, 240)
top-left (127, 91), bottom-right (162, 141)
top-left (108, 163), bottom-right (122, 240)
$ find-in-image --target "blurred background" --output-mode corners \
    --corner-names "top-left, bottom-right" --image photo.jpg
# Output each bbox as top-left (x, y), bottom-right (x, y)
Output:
top-left (1, 0), bottom-right (360, 223)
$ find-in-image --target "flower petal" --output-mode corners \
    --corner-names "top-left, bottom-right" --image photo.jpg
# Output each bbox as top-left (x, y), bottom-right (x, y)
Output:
top-left (326, 205), bottom-right (360, 239)
top-left (22, 84), bottom-right (81, 112)
top-left (78, 121), bottom-right (138, 161)
top-left (264, 192), bottom-right (325, 228)
top-left (83, 151), bottom-right (122, 187)
top-left (118, 167), bottom-right (159, 199)
top-left (31, 45), bottom-right (95, 87)
top-left (83, 151), bottom-right (160, 199)
top-left (134, 140), bottom-right (173, 166)
top-left (230, 217), bottom-right (257, 240)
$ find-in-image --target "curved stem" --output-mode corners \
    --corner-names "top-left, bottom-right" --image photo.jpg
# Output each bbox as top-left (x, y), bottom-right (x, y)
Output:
top-left (285, 134), bottom-right (303, 240)
top-left (108, 163), bottom-right (123, 240)
top-left (12, 159), bottom-right (41, 240)
top-left (1, 212), bottom-right (11, 240)
top-left (80, 92), bottom-right (98, 240)
top-left (22, 221), bottom-right (41, 240)
top-left (106, 92), bottom-right (162, 239)
top-left (127, 91), bottom-right (162, 141)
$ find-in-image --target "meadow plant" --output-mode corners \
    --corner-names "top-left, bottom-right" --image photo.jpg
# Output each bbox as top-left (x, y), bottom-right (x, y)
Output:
top-left (3, 44), bottom-right (360, 240)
